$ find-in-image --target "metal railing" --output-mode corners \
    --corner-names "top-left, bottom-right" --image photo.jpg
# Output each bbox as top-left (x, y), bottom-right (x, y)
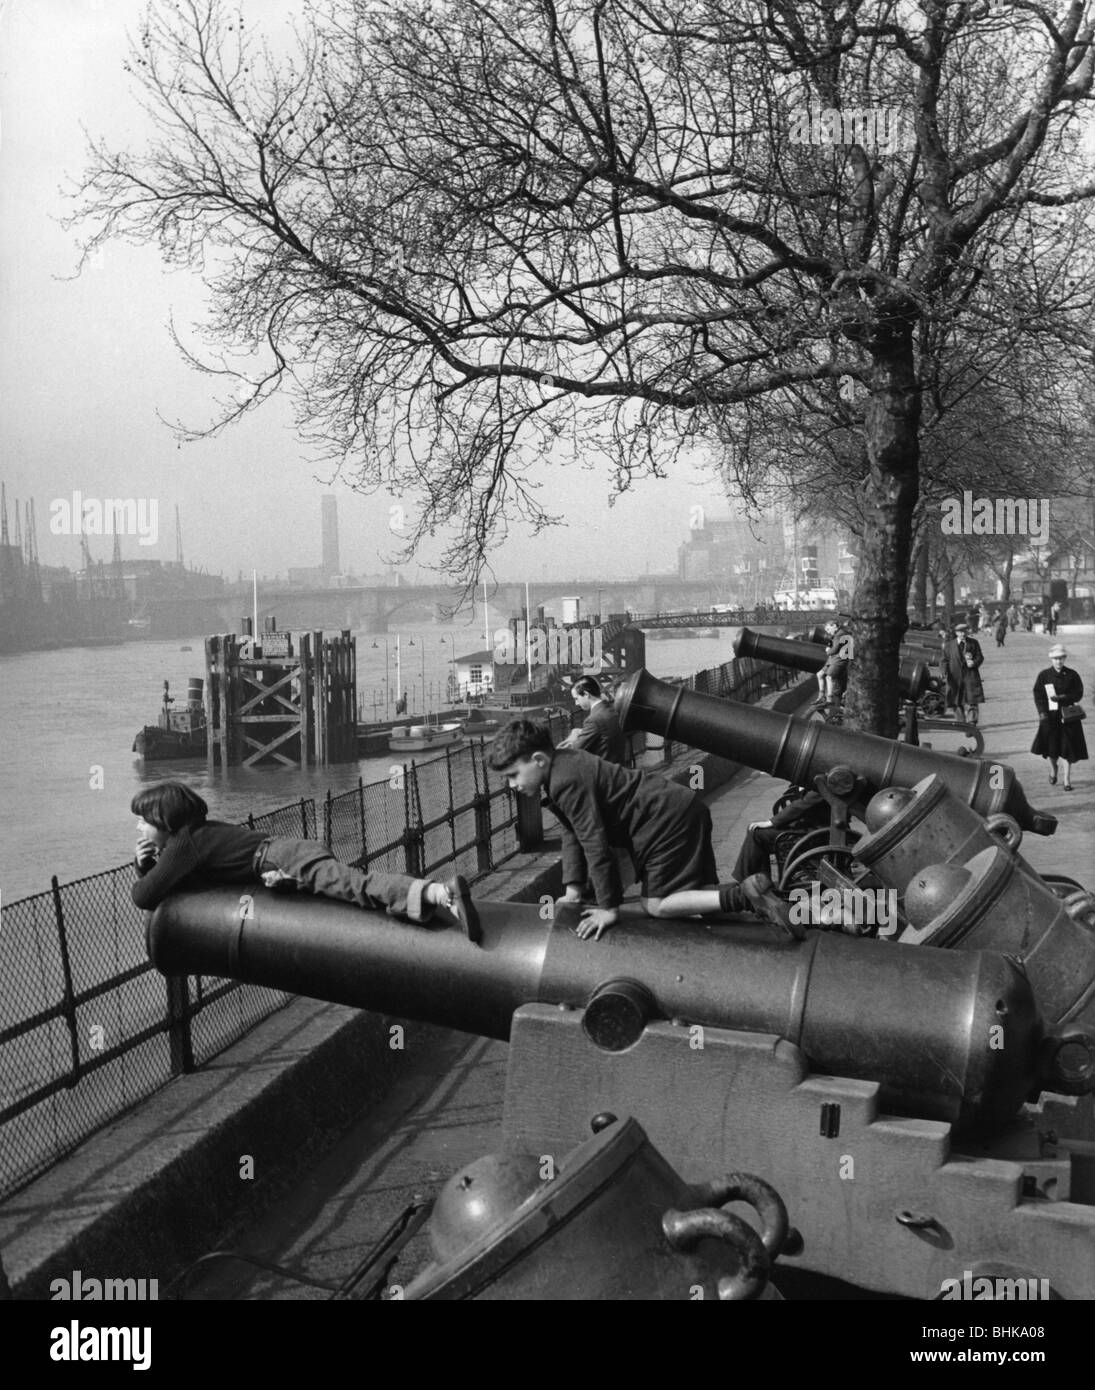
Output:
top-left (0, 714), bottom-right (569, 1203)
top-left (0, 656), bottom-right (794, 1204)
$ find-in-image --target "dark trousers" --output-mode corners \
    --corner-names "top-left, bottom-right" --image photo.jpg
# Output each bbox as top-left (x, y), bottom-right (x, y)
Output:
top-left (732, 825), bottom-right (781, 881)
top-left (256, 837), bottom-right (427, 920)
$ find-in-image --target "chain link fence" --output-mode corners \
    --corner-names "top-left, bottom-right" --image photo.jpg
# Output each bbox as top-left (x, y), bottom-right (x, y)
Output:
top-left (0, 716), bottom-right (574, 1204)
top-left (0, 677), bottom-right (786, 1203)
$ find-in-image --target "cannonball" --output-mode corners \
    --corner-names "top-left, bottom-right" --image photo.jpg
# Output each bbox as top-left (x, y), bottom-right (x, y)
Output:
top-left (905, 863), bottom-right (972, 927)
top-left (865, 786), bottom-right (917, 833)
top-left (428, 1152), bottom-right (544, 1262)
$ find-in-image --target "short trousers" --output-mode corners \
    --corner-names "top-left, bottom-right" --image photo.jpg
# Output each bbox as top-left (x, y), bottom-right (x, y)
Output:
top-left (640, 803), bottom-right (719, 900)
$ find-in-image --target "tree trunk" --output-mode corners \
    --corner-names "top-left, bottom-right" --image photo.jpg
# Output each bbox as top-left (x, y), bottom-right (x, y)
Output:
top-left (910, 533), bottom-right (929, 625)
top-left (844, 315), bottom-right (921, 737)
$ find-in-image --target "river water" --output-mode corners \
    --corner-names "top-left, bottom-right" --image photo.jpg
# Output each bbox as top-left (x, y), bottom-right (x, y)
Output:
top-left (0, 624), bottom-right (731, 904)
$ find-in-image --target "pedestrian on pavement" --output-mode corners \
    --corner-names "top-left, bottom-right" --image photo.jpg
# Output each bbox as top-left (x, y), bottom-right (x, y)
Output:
top-left (1049, 600), bottom-right (1062, 636)
top-left (1031, 645), bottom-right (1087, 790)
top-left (942, 622), bottom-right (984, 718)
top-left (1007, 602), bottom-right (1020, 632)
top-left (993, 610), bottom-right (1008, 648)
top-left (557, 675), bottom-right (627, 764)
top-left (958, 648), bottom-right (985, 724)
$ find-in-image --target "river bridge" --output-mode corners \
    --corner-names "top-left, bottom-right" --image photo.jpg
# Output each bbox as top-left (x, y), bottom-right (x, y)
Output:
top-left (131, 578), bottom-right (781, 639)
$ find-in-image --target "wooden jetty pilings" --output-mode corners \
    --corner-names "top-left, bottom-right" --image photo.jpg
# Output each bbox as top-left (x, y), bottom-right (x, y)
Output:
top-left (205, 626), bottom-right (357, 769)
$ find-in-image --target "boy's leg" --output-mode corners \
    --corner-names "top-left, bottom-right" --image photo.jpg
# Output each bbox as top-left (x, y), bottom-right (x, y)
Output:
top-left (262, 838), bottom-right (431, 920)
top-left (639, 805), bottom-right (772, 919)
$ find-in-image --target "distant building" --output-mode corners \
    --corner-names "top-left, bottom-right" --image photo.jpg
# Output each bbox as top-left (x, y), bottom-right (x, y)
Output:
top-left (454, 649), bottom-right (495, 698)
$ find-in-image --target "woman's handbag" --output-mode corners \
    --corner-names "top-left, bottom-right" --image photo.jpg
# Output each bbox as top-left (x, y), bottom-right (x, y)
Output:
top-left (1061, 704), bottom-right (1087, 724)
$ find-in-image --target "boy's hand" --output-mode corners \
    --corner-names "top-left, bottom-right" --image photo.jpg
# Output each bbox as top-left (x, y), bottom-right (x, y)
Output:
top-left (575, 906), bottom-right (619, 941)
top-left (136, 838), bottom-right (159, 866)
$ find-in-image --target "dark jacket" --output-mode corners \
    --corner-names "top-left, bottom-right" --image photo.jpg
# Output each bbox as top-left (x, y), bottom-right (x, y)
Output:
top-left (543, 748), bottom-right (706, 909)
top-left (570, 700), bottom-right (627, 764)
top-left (1031, 665), bottom-right (1087, 761)
top-left (943, 636), bottom-right (984, 704)
top-left (131, 821), bottom-right (267, 910)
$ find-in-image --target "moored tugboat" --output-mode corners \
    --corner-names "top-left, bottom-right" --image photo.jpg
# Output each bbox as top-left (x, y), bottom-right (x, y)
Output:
top-left (133, 678), bottom-right (208, 760)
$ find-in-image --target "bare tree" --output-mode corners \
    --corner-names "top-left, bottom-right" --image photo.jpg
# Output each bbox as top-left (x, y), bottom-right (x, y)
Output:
top-left (72, 0), bottom-right (1095, 730)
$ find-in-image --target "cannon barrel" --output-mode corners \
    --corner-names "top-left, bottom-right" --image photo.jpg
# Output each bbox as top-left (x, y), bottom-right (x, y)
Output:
top-left (147, 889), bottom-right (1073, 1133)
top-left (734, 628), bottom-right (937, 700)
top-left (615, 668), bottom-right (1056, 835)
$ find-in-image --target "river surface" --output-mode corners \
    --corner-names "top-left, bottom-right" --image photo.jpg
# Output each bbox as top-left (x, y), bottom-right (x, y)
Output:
top-left (0, 625), bottom-right (730, 903)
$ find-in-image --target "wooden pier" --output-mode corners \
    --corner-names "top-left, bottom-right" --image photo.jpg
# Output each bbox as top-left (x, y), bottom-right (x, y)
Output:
top-left (205, 626), bottom-right (357, 769)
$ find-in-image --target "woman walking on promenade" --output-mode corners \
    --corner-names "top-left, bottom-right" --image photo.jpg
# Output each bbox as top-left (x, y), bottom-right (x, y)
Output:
top-left (1031, 644), bottom-right (1087, 791)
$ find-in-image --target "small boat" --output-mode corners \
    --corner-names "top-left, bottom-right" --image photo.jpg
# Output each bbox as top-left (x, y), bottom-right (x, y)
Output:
top-left (388, 721), bottom-right (465, 754)
top-left (133, 678), bottom-right (207, 760)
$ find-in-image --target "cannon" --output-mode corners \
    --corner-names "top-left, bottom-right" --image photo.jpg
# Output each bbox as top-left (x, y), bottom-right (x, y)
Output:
top-left (147, 890), bottom-right (1067, 1132)
top-left (403, 1115), bottom-right (788, 1300)
top-left (737, 627), bottom-right (938, 702)
top-left (148, 889), bottom-right (1095, 1298)
top-left (615, 667), bottom-right (1056, 835)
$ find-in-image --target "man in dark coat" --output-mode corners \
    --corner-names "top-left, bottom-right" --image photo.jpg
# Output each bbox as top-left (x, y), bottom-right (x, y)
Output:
top-left (942, 622), bottom-right (984, 718)
top-left (558, 675), bottom-right (627, 764)
top-left (731, 786), bottom-right (829, 880)
top-left (489, 719), bottom-right (766, 939)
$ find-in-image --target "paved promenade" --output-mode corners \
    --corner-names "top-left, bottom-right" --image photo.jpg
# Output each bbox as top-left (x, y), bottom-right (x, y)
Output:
top-left (177, 625), bottom-right (1095, 1299)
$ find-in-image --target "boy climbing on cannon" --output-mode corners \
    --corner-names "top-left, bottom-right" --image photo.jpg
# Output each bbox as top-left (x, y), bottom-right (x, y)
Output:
top-left (488, 718), bottom-right (778, 940)
top-left (129, 780), bottom-right (480, 939)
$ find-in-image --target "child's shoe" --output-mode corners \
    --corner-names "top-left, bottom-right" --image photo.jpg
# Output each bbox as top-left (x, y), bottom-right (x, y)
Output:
top-left (442, 874), bottom-right (482, 944)
top-left (261, 869), bottom-right (298, 893)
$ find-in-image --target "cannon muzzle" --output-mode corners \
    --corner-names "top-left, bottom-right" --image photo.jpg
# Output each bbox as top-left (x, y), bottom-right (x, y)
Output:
top-left (734, 627), bottom-right (937, 700)
top-left (147, 888), bottom-right (1076, 1133)
top-left (616, 668), bottom-right (1056, 835)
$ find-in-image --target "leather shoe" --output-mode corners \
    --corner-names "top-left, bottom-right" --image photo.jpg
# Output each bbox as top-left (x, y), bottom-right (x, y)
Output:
top-left (444, 874), bottom-right (482, 944)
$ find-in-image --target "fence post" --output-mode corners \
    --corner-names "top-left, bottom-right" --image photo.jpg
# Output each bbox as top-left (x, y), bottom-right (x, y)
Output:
top-left (323, 789), bottom-right (333, 848)
top-left (515, 784), bottom-right (544, 851)
top-left (358, 776), bottom-right (368, 865)
top-left (50, 876), bottom-right (81, 1083)
top-left (471, 743), bottom-right (494, 873)
top-left (165, 974), bottom-right (195, 1076)
top-left (301, 797), bottom-right (310, 840)
top-left (402, 763), bottom-right (426, 877)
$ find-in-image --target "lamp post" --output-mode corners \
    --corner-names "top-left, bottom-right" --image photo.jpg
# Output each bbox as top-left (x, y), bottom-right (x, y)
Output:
top-left (371, 638), bottom-right (390, 718)
top-left (441, 635), bottom-right (458, 706)
top-left (408, 636), bottom-right (428, 716)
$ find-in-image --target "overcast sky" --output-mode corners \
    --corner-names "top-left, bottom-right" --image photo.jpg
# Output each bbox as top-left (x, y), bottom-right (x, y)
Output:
top-left (0, 0), bottom-right (729, 587)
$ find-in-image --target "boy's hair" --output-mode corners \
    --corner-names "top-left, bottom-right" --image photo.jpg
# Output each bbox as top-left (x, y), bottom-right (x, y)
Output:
top-left (131, 781), bottom-right (209, 834)
top-left (572, 675), bottom-right (602, 699)
top-left (488, 719), bottom-right (555, 770)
